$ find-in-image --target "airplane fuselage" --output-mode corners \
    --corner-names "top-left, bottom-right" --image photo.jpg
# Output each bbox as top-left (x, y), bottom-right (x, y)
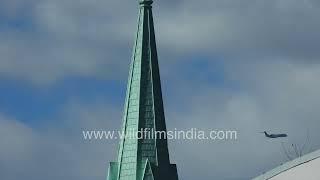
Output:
top-left (264, 131), bottom-right (287, 138)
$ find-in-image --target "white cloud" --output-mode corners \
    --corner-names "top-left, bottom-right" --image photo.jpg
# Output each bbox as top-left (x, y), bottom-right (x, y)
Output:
top-left (157, 0), bottom-right (320, 60)
top-left (164, 59), bottom-right (320, 179)
top-left (1, 0), bottom-right (320, 85)
top-left (0, 100), bottom-right (121, 180)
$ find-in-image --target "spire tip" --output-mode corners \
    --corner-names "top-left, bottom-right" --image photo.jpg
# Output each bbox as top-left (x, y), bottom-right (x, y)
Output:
top-left (139, 0), bottom-right (153, 6)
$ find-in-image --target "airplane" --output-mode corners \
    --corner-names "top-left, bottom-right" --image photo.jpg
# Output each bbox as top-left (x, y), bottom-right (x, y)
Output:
top-left (261, 131), bottom-right (288, 138)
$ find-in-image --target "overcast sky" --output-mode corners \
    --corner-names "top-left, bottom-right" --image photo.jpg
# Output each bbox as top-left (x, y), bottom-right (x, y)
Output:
top-left (1, 0), bottom-right (320, 180)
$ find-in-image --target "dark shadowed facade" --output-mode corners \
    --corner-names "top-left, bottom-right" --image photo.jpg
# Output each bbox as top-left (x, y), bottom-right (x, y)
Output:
top-left (107, 0), bottom-right (179, 180)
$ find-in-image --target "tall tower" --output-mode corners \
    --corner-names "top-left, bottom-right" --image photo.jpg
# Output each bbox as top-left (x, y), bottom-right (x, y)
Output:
top-left (107, 0), bottom-right (179, 180)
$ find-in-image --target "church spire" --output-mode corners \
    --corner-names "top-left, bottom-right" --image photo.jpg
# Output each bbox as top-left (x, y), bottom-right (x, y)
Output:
top-left (107, 1), bottom-right (179, 180)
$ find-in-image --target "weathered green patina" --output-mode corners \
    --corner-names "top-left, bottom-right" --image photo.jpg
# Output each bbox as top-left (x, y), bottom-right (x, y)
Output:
top-left (107, 1), bottom-right (179, 180)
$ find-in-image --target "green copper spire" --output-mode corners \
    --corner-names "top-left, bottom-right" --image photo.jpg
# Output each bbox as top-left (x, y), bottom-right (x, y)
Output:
top-left (107, 1), bottom-right (179, 180)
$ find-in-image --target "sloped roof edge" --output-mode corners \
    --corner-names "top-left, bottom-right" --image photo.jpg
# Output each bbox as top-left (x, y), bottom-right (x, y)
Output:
top-left (253, 149), bottom-right (320, 180)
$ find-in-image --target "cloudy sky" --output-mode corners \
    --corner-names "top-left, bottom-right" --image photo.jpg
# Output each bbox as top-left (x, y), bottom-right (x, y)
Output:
top-left (1, 0), bottom-right (320, 179)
